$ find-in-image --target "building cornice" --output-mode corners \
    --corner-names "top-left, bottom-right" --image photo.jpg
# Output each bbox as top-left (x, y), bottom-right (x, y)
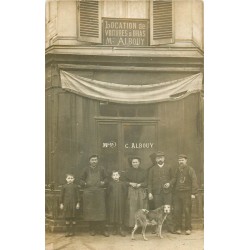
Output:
top-left (45, 45), bottom-right (204, 59)
top-left (58, 64), bottom-right (202, 73)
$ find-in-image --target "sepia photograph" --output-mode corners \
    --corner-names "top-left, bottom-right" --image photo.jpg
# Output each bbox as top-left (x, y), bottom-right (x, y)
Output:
top-left (45, 0), bottom-right (204, 249)
top-left (4, 0), bottom-right (250, 250)
top-left (3, 1), bottom-right (250, 250)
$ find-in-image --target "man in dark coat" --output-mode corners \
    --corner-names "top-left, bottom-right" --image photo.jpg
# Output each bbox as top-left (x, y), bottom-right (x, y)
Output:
top-left (80, 154), bottom-right (109, 237)
top-left (148, 151), bottom-right (175, 208)
top-left (148, 151), bottom-right (175, 233)
top-left (172, 154), bottom-right (198, 235)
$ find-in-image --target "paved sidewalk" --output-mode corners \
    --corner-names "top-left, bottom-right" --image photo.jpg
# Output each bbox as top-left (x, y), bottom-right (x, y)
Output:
top-left (46, 230), bottom-right (203, 250)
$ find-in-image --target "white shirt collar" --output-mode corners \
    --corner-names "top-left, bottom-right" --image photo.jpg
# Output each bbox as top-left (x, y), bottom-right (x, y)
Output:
top-left (157, 163), bottom-right (164, 168)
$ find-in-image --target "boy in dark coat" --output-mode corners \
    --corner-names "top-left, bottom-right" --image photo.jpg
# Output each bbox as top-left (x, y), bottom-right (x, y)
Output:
top-left (107, 170), bottom-right (128, 236)
top-left (60, 173), bottom-right (80, 237)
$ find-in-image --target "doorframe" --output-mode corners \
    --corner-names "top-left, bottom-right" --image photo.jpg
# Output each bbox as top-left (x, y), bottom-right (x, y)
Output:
top-left (95, 117), bottom-right (159, 170)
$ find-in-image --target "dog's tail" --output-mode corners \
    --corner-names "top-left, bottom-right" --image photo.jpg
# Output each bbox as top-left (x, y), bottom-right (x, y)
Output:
top-left (142, 209), bottom-right (149, 214)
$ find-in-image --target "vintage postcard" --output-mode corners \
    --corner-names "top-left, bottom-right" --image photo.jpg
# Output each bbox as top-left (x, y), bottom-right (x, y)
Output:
top-left (45, 1), bottom-right (204, 249)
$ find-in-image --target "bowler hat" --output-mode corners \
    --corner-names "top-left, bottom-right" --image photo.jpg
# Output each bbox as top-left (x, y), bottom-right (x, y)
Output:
top-left (155, 151), bottom-right (165, 157)
top-left (178, 154), bottom-right (188, 159)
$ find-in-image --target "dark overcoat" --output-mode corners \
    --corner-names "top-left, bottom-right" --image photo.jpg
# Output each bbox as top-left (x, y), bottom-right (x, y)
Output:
top-left (148, 163), bottom-right (175, 195)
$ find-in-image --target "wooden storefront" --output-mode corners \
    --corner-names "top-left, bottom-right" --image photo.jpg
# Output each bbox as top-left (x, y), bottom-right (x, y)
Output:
top-left (45, 0), bottom-right (204, 232)
top-left (45, 53), bottom-right (204, 231)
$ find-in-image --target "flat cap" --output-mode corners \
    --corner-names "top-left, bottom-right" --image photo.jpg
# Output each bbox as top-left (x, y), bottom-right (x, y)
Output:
top-left (178, 154), bottom-right (188, 159)
top-left (89, 154), bottom-right (99, 160)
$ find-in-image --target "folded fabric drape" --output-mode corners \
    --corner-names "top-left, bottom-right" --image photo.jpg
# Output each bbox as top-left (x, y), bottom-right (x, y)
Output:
top-left (60, 70), bottom-right (203, 104)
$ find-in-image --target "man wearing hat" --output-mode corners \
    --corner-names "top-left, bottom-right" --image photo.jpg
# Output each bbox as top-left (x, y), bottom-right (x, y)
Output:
top-left (80, 154), bottom-right (110, 237)
top-left (173, 154), bottom-right (198, 235)
top-left (148, 151), bottom-right (175, 233)
top-left (148, 151), bottom-right (175, 209)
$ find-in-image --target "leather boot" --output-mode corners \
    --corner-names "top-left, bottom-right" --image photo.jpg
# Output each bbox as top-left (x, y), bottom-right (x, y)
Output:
top-left (102, 225), bottom-right (110, 237)
top-left (65, 224), bottom-right (70, 237)
top-left (69, 223), bottom-right (75, 236)
top-left (112, 225), bottom-right (118, 235)
top-left (89, 222), bottom-right (96, 236)
top-left (118, 225), bottom-right (126, 237)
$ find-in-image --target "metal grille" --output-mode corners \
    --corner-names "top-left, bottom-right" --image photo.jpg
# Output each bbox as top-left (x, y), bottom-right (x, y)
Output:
top-left (79, 0), bottom-right (99, 37)
top-left (153, 0), bottom-right (172, 40)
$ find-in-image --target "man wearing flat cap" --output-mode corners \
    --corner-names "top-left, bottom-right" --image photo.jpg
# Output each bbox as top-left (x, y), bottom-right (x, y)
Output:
top-left (148, 151), bottom-right (175, 209)
top-left (173, 154), bottom-right (198, 235)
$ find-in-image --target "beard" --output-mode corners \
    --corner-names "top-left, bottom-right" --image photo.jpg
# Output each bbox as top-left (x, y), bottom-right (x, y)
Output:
top-left (157, 161), bottom-right (164, 165)
top-left (179, 162), bottom-right (186, 167)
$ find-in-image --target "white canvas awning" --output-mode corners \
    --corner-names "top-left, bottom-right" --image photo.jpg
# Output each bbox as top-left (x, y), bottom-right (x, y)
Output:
top-left (60, 70), bottom-right (203, 104)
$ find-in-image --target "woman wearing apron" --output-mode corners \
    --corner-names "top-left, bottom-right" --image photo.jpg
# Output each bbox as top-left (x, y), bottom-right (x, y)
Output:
top-left (124, 156), bottom-right (148, 228)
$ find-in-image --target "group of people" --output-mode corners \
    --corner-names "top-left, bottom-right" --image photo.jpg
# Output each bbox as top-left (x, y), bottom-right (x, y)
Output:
top-left (59, 151), bottom-right (198, 238)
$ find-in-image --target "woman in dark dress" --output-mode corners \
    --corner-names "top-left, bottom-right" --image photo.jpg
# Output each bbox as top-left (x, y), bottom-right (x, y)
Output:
top-left (124, 156), bottom-right (148, 228)
top-left (60, 173), bottom-right (80, 237)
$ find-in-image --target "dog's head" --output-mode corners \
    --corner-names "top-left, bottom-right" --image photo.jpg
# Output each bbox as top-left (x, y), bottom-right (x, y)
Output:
top-left (163, 204), bottom-right (171, 214)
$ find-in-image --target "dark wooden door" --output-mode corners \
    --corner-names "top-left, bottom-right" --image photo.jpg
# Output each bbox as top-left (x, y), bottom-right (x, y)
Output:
top-left (97, 120), bottom-right (157, 173)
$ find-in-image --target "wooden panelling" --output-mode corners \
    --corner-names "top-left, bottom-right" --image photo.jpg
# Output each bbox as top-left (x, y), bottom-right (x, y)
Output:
top-left (45, 91), bottom-right (51, 184)
top-left (46, 88), bottom-right (100, 185)
top-left (46, 90), bottom-right (203, 188)
top-left (158, 92), bottom-right (204, 187)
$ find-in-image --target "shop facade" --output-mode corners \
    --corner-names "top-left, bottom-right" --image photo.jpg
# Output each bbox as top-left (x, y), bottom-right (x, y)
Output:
top-left (45, 0), bottom-right (204, 231)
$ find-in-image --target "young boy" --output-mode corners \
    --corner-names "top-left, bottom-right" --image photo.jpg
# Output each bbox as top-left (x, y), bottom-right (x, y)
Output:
top-left (60, 173), bottom-right (80, 237)
top-left (107, 170), bottom-right (128, 237)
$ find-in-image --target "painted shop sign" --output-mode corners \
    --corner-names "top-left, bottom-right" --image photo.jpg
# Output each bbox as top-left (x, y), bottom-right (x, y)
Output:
top-left (102, 141), bottom-right (117, 148)
top-left (125, 143), bottom-right (154, 149)
top-left (103, 18), bottom-right (149, 46)
top-left (102, 142), bottom-right (154, 149)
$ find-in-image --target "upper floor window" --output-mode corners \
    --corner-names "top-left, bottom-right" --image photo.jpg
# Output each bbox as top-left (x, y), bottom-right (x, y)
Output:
top-left (78, 0), bottom-right (173, 46)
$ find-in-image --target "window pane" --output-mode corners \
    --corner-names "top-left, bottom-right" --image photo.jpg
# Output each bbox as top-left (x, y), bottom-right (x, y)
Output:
top-left (118, 105), bottom-right (136, 117)
top-left (137, 104), bottom-right (156, 117)
top-left (100, 102), bottom-right (117, 116)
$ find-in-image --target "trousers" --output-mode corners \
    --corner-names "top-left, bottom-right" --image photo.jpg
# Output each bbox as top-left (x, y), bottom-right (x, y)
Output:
top-left (173, 191), bottom-right (192, 231)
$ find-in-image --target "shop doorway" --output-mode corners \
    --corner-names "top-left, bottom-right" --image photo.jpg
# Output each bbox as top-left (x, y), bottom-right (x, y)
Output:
top-left (97, 119), bottom-right (158, 173)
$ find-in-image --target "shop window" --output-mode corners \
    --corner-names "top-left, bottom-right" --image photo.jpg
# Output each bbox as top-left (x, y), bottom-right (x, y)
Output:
top-left (137, 105), bottom-right (156, 117)
top-left (78, 0), bottom-right (173, 45)
top-left (118, 105), bottom-right (137, 117)
top-left (100, 102), bottom-right (156, 117)
top-left (100, 102), bottom-right (118, 116)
